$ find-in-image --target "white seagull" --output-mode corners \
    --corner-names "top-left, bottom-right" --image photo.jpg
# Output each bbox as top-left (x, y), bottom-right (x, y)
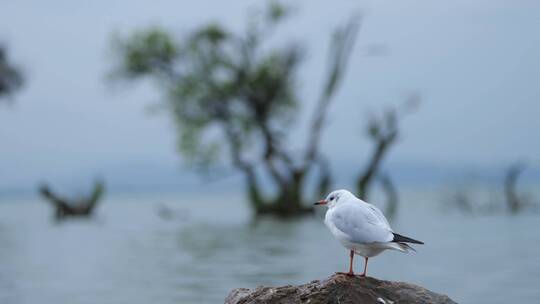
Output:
top-left (315, 189), bottom-right (423, 277)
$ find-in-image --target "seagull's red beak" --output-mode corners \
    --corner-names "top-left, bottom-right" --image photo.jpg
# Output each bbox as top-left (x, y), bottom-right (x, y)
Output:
top-left (314, 200), bottom-right (327, 205)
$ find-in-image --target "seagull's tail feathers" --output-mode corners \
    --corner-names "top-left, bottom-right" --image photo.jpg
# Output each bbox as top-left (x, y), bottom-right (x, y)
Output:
top-left (392, 233), bottom-right (424, 244)
top-left (384, 242), bottom-right (416, 253)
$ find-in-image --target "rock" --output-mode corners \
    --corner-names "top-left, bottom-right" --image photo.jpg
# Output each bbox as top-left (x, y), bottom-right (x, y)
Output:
top-left (224, 274), bottom-right (456, 304)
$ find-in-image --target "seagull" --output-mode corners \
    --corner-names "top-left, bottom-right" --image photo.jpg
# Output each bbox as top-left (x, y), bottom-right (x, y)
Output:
top-left (315, 189), bottom-right (423, 277)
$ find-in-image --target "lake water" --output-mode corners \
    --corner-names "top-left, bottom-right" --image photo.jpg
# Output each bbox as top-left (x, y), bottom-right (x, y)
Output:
top-left (0, 190), bottom-right (539, 304)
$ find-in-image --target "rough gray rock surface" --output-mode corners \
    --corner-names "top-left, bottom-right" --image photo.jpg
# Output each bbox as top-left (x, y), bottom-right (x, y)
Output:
top-left (225, 274), bottom-right (457, 304)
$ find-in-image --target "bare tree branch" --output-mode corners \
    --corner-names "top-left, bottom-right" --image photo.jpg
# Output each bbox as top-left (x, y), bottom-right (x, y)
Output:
top-left (357, 109), bottom-right (398, 200)
top-left (356, 93), bottom-right (420, 201)
top-left (315, 155), bottom-right (332, 199)
top-left (379, 173), bottom-right (398, 219)
top-left (303, 16), bottom-right (361, 169)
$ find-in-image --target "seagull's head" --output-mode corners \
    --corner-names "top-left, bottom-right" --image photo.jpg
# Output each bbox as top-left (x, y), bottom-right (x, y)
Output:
top-left (314, 189), bottom-right (354, 208)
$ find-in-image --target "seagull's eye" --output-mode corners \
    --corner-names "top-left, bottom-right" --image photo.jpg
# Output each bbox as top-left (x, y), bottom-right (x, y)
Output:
top-left (330, 196), bottom-right (334, 201)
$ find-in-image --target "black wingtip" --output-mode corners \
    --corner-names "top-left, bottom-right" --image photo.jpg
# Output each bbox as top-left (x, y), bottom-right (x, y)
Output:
top-left (392, 232), bottom-right (424, 244)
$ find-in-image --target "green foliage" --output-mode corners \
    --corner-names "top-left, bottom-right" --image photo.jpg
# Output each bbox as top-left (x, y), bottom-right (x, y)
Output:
top-left (267, 1), bottom-right (288, 23)
top-left (193, 24), bottom-right (228, 44)
top-left (113, 4), bottom-right (300, 168)
top-left (114, 28), bottom-right (178, 78)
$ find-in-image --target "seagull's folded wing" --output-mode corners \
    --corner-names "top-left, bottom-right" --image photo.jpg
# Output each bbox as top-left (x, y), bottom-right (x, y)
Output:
top-left (331, 203), bottom-right (393, 244)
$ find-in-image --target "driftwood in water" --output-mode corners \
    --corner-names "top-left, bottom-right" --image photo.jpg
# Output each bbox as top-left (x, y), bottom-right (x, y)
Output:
top-left (39, 181), bottom-right (105, 220)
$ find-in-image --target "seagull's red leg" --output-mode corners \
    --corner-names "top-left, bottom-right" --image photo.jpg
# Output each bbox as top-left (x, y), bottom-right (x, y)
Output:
top-left (348, 250), bottom-right (354, 275)
top-left (359, 257), bottom-right (368, 277)
top-left (337, 250), bottom-right (355, 276)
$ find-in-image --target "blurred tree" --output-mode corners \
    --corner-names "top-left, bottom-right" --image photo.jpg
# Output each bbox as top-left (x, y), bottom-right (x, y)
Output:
top-left (111, 2), bottom-right (359, 216)
top-left (0, 45), bottom-right (24, 101)
top-left (356, 95), bottom-right (420, 218)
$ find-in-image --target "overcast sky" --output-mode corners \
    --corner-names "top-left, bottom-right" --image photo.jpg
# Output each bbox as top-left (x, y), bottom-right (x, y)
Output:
top-left (1, 0), bottom-right (539, 192)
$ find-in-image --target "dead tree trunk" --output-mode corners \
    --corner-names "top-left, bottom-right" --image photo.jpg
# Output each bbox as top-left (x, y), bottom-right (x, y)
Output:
top-left (504, 163), bottom-right (525, 214)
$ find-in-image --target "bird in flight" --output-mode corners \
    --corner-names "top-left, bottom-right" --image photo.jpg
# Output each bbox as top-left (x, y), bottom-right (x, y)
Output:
top-left (315, 189), bottom-right (423, 277)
